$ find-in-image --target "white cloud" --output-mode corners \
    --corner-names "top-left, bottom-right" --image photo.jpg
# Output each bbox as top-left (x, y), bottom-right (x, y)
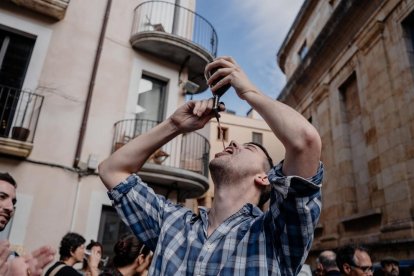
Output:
top-left (194, 0), bottom-right (304, 114)
top-left (227, 0), bottom-right (303, 97)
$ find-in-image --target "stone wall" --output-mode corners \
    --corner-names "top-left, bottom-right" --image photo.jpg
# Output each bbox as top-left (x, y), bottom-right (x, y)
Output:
top-left (278, 0), bottom-right (414, 260)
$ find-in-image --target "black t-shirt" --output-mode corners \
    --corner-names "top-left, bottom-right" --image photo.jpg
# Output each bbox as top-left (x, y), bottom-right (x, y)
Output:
top-left (45, 261), bottom-right (81, 276)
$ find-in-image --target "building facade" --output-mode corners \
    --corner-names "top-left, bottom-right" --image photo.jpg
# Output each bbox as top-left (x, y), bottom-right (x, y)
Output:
top-left (277, 0), bottom-right (414, 262)
top-left (0, 0), bottom-right (218, 257)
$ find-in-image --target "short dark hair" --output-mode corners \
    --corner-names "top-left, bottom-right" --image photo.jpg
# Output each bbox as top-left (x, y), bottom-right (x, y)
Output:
top-left (0, 172), bottom-right (17, 188)
top-left (59, 232), bottom-right (86, 261)
top-left (336, 244), bottom-right (370, 273)
top-left (381, 257), bottom-right (399, 267)
top-left (113, 234), bottom-right (150, 268)
top-left (247, 142), bottom-right (274, 171)
top-left (247, 142), bottom-right (274, 208)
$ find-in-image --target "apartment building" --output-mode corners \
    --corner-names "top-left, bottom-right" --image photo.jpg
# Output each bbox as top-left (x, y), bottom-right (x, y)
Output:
top-left (0, 0), bottom-right (218, 256)
top-left (277, 0), bottom-right (414, 261)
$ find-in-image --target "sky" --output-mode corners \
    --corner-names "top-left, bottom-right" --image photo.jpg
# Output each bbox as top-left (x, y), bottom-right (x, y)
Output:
top-left (188, 0), bottom-right (304, 116)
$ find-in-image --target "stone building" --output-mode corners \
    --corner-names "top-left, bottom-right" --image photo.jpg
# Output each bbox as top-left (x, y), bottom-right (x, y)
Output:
top-left (277, 0), bottom-right (414, 261)
top-left (0, 0), bottom-right (218, 256)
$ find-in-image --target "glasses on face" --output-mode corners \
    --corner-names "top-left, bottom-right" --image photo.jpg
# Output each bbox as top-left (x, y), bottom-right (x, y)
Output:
top-left (351, 264), bottom-right (373, 274)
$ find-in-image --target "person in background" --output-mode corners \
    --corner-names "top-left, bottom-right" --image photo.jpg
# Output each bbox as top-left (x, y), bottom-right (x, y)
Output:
top-left (100, 234), bottom-right (152, 276)
top-left (45, 232), bottom-right (86, 276)
top-left (79, 240), bottom-right (104, 276)
top-left (380, 256), bottom-right (399, 276)
top-left (315, 250), bottom-right (341, 276)
top-left (98, 56), bottom-right (323, 275)
top-left (336, 244), bottom-right (373, 276)
top-left (0, 172), bottom-right (55, 276)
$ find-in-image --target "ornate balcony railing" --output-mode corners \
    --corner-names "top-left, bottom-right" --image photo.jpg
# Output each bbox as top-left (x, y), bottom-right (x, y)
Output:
top-left (0, 85), bottom-right (44, 143)
top-left (113, 118), bottom-right (210, 177)
top-left (132, 0), bottom-right (218, 57)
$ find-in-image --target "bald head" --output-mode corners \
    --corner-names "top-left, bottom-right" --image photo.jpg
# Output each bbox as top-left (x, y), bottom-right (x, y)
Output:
top-left (316, 250), bottom-right (340, 275)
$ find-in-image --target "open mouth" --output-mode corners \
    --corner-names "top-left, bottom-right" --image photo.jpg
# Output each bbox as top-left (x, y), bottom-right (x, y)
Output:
top-left (214, 147), bottom-right (234, 158)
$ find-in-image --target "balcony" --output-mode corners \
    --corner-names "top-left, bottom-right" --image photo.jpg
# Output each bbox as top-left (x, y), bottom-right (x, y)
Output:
top-left (11, 0), bottom-right (70, 20)
top-left (113, 118), bottom-right (210, 199)
top-left (0, 85), bottom-right (44, 157)
top-left (130, 1), bottom-right (218, 93)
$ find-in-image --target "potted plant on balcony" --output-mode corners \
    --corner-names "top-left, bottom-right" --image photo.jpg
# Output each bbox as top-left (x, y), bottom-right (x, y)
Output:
top-left (11, 92), bottom-right (32, 142)
top-left (114, 134), bottom-right (132, 151)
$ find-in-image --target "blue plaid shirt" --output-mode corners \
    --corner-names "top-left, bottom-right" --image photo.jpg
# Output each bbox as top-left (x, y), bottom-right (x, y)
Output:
top-left (108, 162), bottom-right (323, 276)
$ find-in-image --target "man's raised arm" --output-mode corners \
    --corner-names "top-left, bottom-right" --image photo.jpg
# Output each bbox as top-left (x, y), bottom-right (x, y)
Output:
top-left (98, 100), bottom-right (218, 190)
top-left (205, 56), bottom-right (321, 178)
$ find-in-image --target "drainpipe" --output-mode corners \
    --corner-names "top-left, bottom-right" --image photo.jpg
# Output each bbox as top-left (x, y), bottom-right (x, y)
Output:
top-left (73, 0), bottom-right (112, 168)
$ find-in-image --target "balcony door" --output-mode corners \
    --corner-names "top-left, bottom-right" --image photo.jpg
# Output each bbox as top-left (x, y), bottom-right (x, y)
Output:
top-left (0, 27), bottom-right (35, 137)
top-left (135, 75), bottom-right (166, 135)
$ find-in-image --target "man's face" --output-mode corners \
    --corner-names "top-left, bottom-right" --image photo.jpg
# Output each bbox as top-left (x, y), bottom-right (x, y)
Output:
top-left (0, 180), bottom-right (16, 231)
top-left (346, 249), bottom-right (373, 276)
top-left (382, 262), bottom-right (399, 276)
top-left (72, 244), bottom-right (86, 263)
top-left (210, 140), bottom-right (269, 177)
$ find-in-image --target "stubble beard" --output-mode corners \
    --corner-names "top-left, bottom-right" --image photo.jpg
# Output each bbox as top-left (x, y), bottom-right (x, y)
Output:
top-left (209, 158), bottom-right (232, 187)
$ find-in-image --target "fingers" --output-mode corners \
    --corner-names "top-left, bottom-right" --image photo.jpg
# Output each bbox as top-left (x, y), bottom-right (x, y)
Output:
top-left (0, 240), bottom-right (10, 274)
top-left (204, 57), bottom-right (238, 95)
top-left (8, 257), bottom-right (28, 275)
top-left (204, 56), bottom-right (236, 75)
top-left (24, 253), bottom-right (40, 276)
top-left (192, 98), bottom-right (214, 117)
top-left (30, 246), bottom-right (55, 274)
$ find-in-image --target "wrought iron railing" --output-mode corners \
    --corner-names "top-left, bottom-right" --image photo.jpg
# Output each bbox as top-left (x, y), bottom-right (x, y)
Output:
top-left (113, 118), bottom-right (210, 177)
top-left (0, 85), bottom-right (44, 143)
top-left (132, 0), bottom-right (218, 57)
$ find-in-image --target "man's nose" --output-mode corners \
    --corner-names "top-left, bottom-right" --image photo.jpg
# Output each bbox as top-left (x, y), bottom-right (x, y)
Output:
top-left (228, 140), bottom-right (240, 148)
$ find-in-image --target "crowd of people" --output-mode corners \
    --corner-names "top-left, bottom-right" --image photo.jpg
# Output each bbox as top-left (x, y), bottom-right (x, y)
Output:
top-left (0, 57), bottom-right (411, 275)
top-left (0, 172), bottom-right (152, 276)
top-left (314, 245), bottom-right (410, 276)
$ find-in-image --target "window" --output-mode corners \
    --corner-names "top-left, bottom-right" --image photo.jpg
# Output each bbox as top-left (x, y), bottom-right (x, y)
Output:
top-left (298, 40), bottom-right (308, 60)
top-left (97, 205), bottom-right (132, 259)
top-left (403, 13), bottom-right (414, 72)
top-left (0, 27), bottom-right (36, 137)
top-left (136, 75), bottom-right (167, 122)
top-left (252, 132), bottom-right (263, 145)
top-left (339, 72), bottom-right (370, 211)
top-left (217, 126), bottom-right (228, 141)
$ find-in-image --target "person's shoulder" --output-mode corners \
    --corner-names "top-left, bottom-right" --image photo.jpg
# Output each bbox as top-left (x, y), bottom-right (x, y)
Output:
top-left (57, 264), bottom-right (81, 275)
top-left (45, 261), bottom-right (60, 275)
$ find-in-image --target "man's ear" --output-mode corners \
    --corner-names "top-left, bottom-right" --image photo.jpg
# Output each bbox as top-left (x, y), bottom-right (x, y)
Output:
top-left (343, 263), bottom-right (352, 274)
top-left (254, 174), bottom-right (269, 187)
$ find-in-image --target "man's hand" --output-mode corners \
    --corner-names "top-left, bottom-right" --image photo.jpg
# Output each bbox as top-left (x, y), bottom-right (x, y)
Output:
top-left (0, 240), bottom-right (10, 275)
top-left (169, 99), bottom-right (224, 133)
top-left (25, 246), bottom-right (55, 276)
top-left (205, 56), bottom-right (259, 100)
top-left (0, 243), bottom-right (56, 276)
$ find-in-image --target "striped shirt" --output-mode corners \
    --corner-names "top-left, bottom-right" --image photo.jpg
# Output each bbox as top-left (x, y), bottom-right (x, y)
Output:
top-left (108, 162), bottom-right (323, 276)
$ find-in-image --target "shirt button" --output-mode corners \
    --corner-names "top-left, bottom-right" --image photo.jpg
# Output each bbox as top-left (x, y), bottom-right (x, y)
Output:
top-left (199, 256), bottom-right (204, 261)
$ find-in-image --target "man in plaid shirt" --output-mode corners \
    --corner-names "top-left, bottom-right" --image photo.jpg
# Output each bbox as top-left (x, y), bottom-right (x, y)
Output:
top-left (99, 56), bottom-right (323, 275)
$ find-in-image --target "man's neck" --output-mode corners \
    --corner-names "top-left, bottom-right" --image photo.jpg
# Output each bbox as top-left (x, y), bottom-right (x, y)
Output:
top-left (207, 182), bottom-right (257, 237)
top-left (63, 257), bottom-right (76, 267)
